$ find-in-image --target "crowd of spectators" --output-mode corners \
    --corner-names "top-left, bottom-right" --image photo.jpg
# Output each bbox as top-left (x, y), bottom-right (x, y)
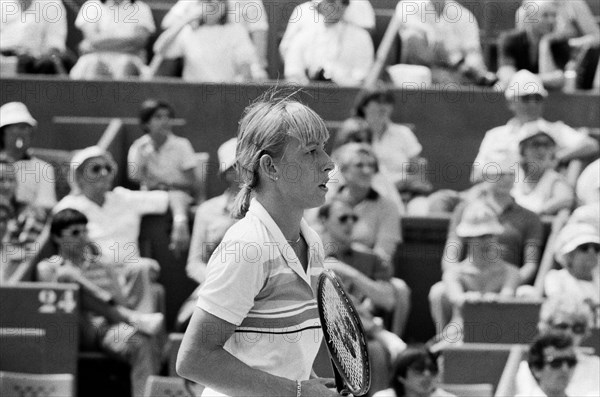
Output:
top-left (1, 1), bottom-right (599, 396)
top-left (2, 0), bottom-right (599, 89)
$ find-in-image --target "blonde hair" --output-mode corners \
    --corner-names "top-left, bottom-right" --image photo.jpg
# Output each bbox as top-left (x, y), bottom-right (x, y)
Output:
top-left (538, 295), bottom-right (594, 333)
top-left (232, 90), bottom-right (329, 219)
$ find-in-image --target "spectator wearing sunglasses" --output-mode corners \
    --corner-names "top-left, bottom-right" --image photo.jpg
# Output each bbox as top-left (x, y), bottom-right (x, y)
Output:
top-left (54, 146), bottom-right (190, 305)
top-left (512, 124), bottom-right (574, 215)
top-left (545, 223), bottom-right (600, 306)
top-left (435, 200), bottom-right (520, 343)
top-left (319, 142), bottom-right (402, 266)
top-left (471, 70), bottom-right (599, 184)
top-left (36, 208), bottom-right (164, 397)
top-left (0, 102), bottom-right (56, 211)
top-left (516, 295), bottom-right (600, 396)
top-left (318, 199), bottom-right (408, 364)
top-left (128, 99), bottom-right (197, 198)
top-left (518, 331), bottom-right (578, 397)
top-left (373, 346), bottom-right (456, 397)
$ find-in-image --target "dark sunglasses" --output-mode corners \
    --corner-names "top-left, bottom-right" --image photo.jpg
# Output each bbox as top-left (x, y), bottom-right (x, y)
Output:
top-left (553, 322), bottom-right (587, 335)
top-left (518, 94), bottom-right (544, 103)
top-left (408, 360), bottom-right (439, 375)
top-left (576, 243), bottom-right (600, 253)
top-left (544, 356), bottom-right (578, 370)
top-left (61, 227), bottom-right (87, 238)
top-left (90, 164), bottom-right (114, 175)
top-left (338, 214), bottom-right (358, 224)
top-left (352, 162), bottom-right (377, 170)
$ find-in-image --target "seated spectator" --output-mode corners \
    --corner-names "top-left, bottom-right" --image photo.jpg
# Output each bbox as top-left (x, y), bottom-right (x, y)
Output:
top-left (174, 138), bottom-right (239, 331)
top-left (332, 117), bottom-right (405, 214)
top-left (0, 102), bottom-right (56, 210)
top-left (54, 146), bottom-right (190, 270)
top-left (545, 223), bottom-right (599, 306)
top-left (431, 153), bottom-right (543, 328)
top-left (516, 0), bottom-right (600, 90)
top-left (472, 70), bottom-right (599, 183)
top-left (161, 0), bottom-right (270, 69)
top-left (0, 156), bottom-right (48, 282)
top-left (517, 0), bottom-right (600, 50)
top-left (314, 143), bottom-right (402, 266)
top-left (284, 0), bottom-right (374, 86)
top-left (318, 199), bottom-right (408, 362)
top-left (394, 0), bottom-right (495, 86)
top-left (518, 331), bottom-right (578, 397)
top-left (70, 0), bottom-right (155, 80)
top-left (373, 346), bottom-right (456, 397)
top-left (498, 0), bottom-right (570, 90)
top-left (516, 295), bottom-right (600, 396)
top-left (153, 0), bottom-right (266, 82)
top-left (279, 0), bottom-right (376, 60)
top-left (186, 138), bottom-right (238, 286)
top-left (353, 88), bottom-right (432, 201)
top-left (37, 209), bottom-right (163, 397)
top-left (128, 99), bottom-right (197, 201)
top-left (0, 0), bottom-right (74, 74)
top-left (438, 200), bottom-right (520, 337)
top-left (512, 124), bottom-right (574, 215)
top-left (576, 158), bottom-right (599, 206)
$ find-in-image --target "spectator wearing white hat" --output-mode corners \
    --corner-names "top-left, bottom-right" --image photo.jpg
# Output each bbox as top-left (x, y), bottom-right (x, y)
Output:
top-left (185, 137), bottom-right (239, 286)
top-left (437, 200), bottom-right (520, 337)
top-left (512, 123), bottom-right (574, 215)
top-left (545, 223), bottom-right (600, 306)
top-left (0, 102), bottom-right (56, 211)
top-left (431, 152), bottom-right (543, 329)
top-left (54, 146), bottom-right (190, 275)
top-left (0, 0), bottom-right (73, 75)
top-left (471, 70), bottom-right (599, 184)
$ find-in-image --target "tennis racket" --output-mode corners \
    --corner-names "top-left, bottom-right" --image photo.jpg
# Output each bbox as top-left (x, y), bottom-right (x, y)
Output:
top-left (317, 269), bottom-right (371, 396)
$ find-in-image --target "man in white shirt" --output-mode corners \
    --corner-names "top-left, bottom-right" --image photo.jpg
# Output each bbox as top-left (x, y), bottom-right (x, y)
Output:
top-left (161, 0), bottom-right (269, 68)
top-left (472, 70), bottom-right (599, 183)
top-left (279, 0), bottom-right (375, 60)
top-left (284, 0), bottom-right (374, 86)
top-left (395, 0), bottom-right (493, 85)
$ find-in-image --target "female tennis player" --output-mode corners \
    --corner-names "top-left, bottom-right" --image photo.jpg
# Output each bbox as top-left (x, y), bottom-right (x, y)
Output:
top-left (176, 91), bottom-right (339, 397)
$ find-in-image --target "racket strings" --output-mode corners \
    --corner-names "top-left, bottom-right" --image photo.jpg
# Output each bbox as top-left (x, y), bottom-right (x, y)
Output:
top-left (321, 280), bottom-right (366, 390)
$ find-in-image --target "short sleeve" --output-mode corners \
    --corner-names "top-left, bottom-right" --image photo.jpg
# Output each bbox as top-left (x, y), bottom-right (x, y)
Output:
top-left (131, 1), bottom-right (156, 34)
top-left (127, 138), bottom-right (146, 181)
top-left (177, 138), bottom-right (197, 171)
top-left (399, 125), bottom-right (422, 159)
top-left (75, 0), bottom-right (95, 29)
top-left (196, 238), bottom-right (266, 325)
top-left (344, 0), bottom-right (375, 30)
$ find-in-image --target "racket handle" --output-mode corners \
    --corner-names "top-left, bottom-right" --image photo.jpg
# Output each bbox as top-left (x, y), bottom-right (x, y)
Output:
top-left (331, 360), bottom-right (350, 396)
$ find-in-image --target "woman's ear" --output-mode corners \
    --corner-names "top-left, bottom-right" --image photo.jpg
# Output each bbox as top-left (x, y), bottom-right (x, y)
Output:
top-left (258, 154), bottom-right (278, 182)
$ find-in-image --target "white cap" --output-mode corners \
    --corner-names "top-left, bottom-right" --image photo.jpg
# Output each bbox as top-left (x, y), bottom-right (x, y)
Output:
top-left (456, 200), bottom-right (504, 238)
top-left (0, 102), bottom-right (37, 128)
top-left (554, 223), bottom-right (600, 266)
top-left (387, 64), bottom-right (432, 89)
top-left (504, 70), bottom-right (549, 100)
top-left (218, 138), bottom-right (237, 173)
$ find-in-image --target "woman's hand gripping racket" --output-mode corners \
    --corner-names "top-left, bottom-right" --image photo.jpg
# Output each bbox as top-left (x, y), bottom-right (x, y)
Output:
top-left (317, 269), bottom-right (371, 396)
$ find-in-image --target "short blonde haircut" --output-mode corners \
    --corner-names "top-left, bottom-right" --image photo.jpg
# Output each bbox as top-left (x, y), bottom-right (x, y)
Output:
top-left (232, 90), bottom-right (329, 219)
top-left (538, 295), bottom-right (594, 333)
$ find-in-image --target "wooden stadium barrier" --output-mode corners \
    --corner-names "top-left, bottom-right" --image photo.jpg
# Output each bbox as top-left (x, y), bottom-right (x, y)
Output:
top-left (0, 283), bottom-right (79, 375)
top-left (441, 343), bottom-right (518, 393)
top-left (461, 299), bottom-right (543, 344)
